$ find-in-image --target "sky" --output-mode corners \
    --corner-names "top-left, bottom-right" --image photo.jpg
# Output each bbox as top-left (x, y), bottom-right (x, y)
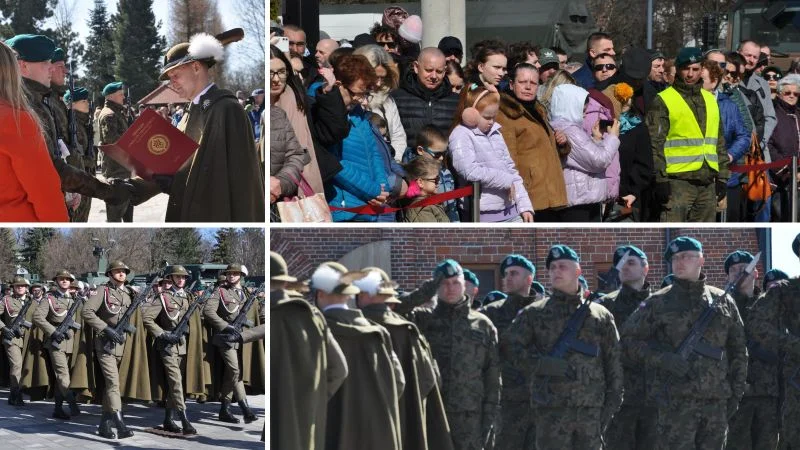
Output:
top-left (770, 227), bottom-right (800, 277)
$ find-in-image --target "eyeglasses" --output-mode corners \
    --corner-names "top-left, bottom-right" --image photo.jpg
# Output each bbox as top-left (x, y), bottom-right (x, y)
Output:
top-left (270, 69), bottom-right (288, 80)
top-left (570, 15), bottom-right (588, 24)
top-left (593, 63), bottom-right (617, 72)
top-left (422, 147), bottom-right (447, 159)
top-left (781, 91), bottom-right (799, 97)
top-left (345, 86), bottom-right (372, 103)
top-left (377, 41), bottom-right (397, 49)
top-left (765, 73), bottom-right (782, 81)
top-left (715, 61), bottom-right (727, 70)
top-left (423, 176), bottom-right (441, 185)
top-left (725, 71), bottom-right (740, 82)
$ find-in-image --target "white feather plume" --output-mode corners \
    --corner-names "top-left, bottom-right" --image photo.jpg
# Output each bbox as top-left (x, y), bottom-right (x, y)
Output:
top-left (352, 270), bottom-right (382, 296)
top-left (188, 33), bottom-right (225, 62)
top-left (311, 265), bottom-right (342, 294)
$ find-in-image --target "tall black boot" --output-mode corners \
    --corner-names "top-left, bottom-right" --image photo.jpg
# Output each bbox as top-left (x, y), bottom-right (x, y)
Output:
top-left (98, 412), bottom-right (116, 439)
top-left (7, 389), bottom-right (15, 406)
top-left (237, 398), bottom-right (257, 424)
top-left (52, 392), bottom-right (70, 419)
top-left (11, 387), bottom-right (24, 406)
top-left (177, 409), bottom-right (197, 435)
top-left (65, 390), bottom-right (81, 416)
top-left (218, 399), bottom-right (240, 424)
top-left (162, 408), bottom-right (182, 433)
top-left (112, 410), bottom-right (134, 439)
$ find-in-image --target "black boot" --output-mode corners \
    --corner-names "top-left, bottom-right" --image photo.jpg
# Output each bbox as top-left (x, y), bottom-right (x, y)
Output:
top-left (218, 399), bottom-right (240, 424)
top-left (7, 389), bottom-right (15, 406)
top-left (112, 410), bottom-right (134, 439)
top-left (98, 412), bottom-right (116, 439)
top-left (11, 388), bottom-right (24, 406)
top-left (177, 409), bottom-right (197, 435)
top-left (65, 390), bottom-right (81, 416)
top-left (162, 408), bottom-right (182, 433)
top-left (52, 392), bottom-right (70, 420)
top-left (237, 398), bottom-right (257, 424)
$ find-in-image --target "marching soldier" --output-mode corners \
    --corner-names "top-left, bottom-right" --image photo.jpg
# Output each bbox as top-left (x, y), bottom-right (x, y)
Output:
top-left (620, 237), bottom-right (747, 449)
top-left (0, 276), bottom-right (33, 406)
top-left (33, 270), bottom-right (82, 419)
top-left (202, 263), bottom-right (257, 424)
top-left (502, 245), bottom-right (623, 450)
top-left (142, 265), bottom-right (197, 435)
top-left (64, 86), bottom-right (96, 222)
top-left (81, 260), bottom-right (137, 439)
top-left (30, 282), bottom-right (45, 302)
top-left (600, 245), bottom-right (657, 450)
top-left (98, 81), bottom-right (133, 222)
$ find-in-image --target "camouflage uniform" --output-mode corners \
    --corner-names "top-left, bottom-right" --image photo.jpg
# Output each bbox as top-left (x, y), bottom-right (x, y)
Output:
top-left (482, 293), bottom-right (538, 449)
top-left (600, 283), bottom-right (658, 450)
top-left (98, 99), bottom-right (132, 222)
top-left (502, 287), bottom-right (623, 450)
top-left (71, 110), bottom-right (94, 222)
top-left (620, 276), bottom-right (748, 450)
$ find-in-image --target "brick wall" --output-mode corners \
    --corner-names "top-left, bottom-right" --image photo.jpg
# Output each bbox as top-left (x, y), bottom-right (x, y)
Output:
top-left (271, 228), bottom-right (766, 295)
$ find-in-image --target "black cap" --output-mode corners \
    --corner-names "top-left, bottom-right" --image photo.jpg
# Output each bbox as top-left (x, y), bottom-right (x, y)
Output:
top-left (352, 33), bottom-right (376, 49)
top-left (438, 36), bottom-right (463, 58)
top-left (622, 47), bottom-right (652, 81)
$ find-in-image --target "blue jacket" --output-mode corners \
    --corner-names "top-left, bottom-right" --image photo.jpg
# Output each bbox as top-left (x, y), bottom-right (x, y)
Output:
top-left (571, 57), bottom-right (596, 90)
top-left (718, 92), bottom-right (751, 187)
top-left (328, 106), bottom-right (404, 221)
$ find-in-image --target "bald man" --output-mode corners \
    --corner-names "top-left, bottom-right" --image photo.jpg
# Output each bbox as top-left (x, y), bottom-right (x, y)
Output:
top-left (392, 47), bottom-right (460, 148)
top-left (738, 40), bottom-right (776, 154)
top-left (315, 39), bottom-right (339, 69)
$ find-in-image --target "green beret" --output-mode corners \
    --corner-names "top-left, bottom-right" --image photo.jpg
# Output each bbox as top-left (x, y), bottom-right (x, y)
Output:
top-left (433, 259), bottom-right (463, 280)
top-left (482, 290), bottom-right (507, 306)
top-left (64, 87), bottom-right (89, 103)
top-left (51, 47), bottom-right (65, 63)
top-left (463, 269), bottom-right (479, 287)
top-left (5, 34), bottom-right (56, 63)
top-left (675, 47), bottom-right (702, 68)
top-left (793, 233), bottom-right (800, 257)
top-left (763, 269), bottom-right (789, 290)
top-left (500, 254), bottom-right (535, 276)
top-left (663, 236), bottom-right (702, 262)
top-left (578, 275), bottom-right (588, 290)
top-left (102, 81), bottom-right (124, 97)
top-left (613, 245), bottom-right (647, 267)
top-left (531, 281), bottom-right (546, 296)
top-left (724, 250), bottom-right (755, 274)
top-left (545, 244), bottom-right (580, 269)
top-left (661, 274), bottom-right (675, 288)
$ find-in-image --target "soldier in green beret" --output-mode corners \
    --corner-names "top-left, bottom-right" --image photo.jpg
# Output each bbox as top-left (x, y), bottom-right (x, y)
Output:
top-left (64, 86), bottom-right (96, 222)
top-left (98, 81), bottom-right (133, 222)
top-left (762, 268), bottom-right (788, 291)
top-left (620, 237), bottom-right (747, 449)
top-left (463, 268), bottom-right (480, 308)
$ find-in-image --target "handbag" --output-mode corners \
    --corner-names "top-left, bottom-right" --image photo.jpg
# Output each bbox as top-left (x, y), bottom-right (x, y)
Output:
top-left (742, 131), bottom-right (772, 203)
top-left (275, 173), bottom-right (332, 222)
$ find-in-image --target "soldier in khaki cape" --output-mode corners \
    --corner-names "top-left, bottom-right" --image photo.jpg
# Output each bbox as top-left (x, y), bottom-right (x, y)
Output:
top-left (0, 276), bottom-right (33, 406)
top-left (202, 263), bottom-right (257, 424)
top-left (620, 237), bottom-right (748, 449)
top-left (98, 81), bottom-right (133, 222)
top-left (81, 260), bottom-right (137, 439)
top-left (599, 245), bottom-right (657, 450)
top-left (502, 245), bottom-right (623, 450)
top-left (33, 270), bottom-right (82, 419)
top-left (142, 265), bottom-right (198, 435)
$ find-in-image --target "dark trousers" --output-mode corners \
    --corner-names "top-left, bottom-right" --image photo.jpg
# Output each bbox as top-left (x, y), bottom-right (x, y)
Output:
top-left (559, 203), bottom-right (602, 222)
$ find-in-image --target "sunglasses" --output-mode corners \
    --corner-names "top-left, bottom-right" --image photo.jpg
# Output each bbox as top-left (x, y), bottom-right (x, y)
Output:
top-left (765, 73), bottom-right (782, 81)
top-left (593, 63), bottom-right (617, 72)
top-left (422, 147), bottom-right (447, 159)
top-left (423, 176), bottom-right (441, 185)
top-left (377, 41), bottom-right (397, 49)
top-left (781, 91), bottom-right (799, 97)
top-left (715, 61), bottom-right (727, 70)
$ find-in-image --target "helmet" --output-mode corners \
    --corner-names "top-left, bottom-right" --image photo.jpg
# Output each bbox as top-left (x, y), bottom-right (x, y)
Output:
top-left (52, 269), bottom-right (76, 282)
top-left (105, 260), bottom-right (131, 276)
top-left (167, 265), bottom-right (190, 277)
top-left (222, 263), bottom-right (248, 276)
top-left (70, 280), bottom-right (85, 290)
top-left (11, 275), bottom-right (30, 286)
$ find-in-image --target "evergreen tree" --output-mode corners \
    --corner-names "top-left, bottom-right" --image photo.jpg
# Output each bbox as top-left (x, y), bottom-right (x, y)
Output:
top-left (47, 23), bottom-right (85, 75)
top-left (83, 0), bottom-right (116, 100)
top-left (0, 229), bottom-right (18, 277)
top-left (0, 0), bottom-right (57, 35)
top-left (152, 229), bottom-right (203, 266)
top-left (112, 0), bottom-right (166, 104)
top-left (210, 228), bottom-right (237, 263)
top-left (20, 228), bottom-right (55, 277)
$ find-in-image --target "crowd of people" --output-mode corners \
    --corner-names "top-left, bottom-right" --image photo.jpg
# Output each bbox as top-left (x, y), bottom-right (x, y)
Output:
top-left (270, 10), bottom-right (800, 222)
top-left (271, 232), bottom-right (800, 449)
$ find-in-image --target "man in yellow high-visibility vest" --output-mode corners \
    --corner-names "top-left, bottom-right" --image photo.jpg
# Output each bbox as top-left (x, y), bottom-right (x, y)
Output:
top-left (647, 47), bottom-right (730, 222)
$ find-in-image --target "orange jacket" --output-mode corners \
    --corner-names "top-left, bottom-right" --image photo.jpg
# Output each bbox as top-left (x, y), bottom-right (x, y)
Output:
top-left (0, 103), bottom-right (69, 222)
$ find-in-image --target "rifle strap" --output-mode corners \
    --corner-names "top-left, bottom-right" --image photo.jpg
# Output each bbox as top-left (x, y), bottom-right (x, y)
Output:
top-left (681, 300), bottom-right (718, 347)
top-left (550, 300), bottom-right (594, 354)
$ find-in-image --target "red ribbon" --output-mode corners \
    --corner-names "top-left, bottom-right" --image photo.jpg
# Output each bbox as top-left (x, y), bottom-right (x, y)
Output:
top-left (729, 156), bottom-right (794, 173)
top-left (330, 186), bottom-right (474, 215)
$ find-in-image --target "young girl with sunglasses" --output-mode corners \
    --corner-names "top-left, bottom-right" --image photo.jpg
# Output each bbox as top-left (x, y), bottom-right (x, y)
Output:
top-left (399, 156), bottom-right (450, 222)
top-left (401, 125), bottom-right (459, 221)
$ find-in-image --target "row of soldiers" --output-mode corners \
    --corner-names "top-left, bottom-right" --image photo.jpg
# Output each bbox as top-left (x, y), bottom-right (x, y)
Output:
top-left (270, 233), bottom-right (800, 450)
top-left (0, 262), bottom-right (265, 439)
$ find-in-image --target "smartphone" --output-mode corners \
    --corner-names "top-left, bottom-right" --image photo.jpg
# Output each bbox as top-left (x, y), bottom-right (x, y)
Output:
top-left (275, 36), bottom-right (290, 53)
top-left (599, 119), bottom-right (614, 132)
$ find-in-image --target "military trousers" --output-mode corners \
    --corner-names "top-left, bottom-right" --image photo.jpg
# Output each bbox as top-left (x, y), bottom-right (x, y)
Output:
top-left (220, 346), bottom-right (246, 402)
top-left (447, 410), bottom-right (484, 450)
top-left (2, 342), bottom-right (22, 390)
top-left (656, 398), bottom-right (727, 450)
top-left (604, 404), bottom-right (658, 450)
top-left (162, 352), bottom-right (186, 410)
top-left (106, 201), bottom-right (133, 223)
top-left (95, 339), bottom-right (123, 412)
top-left (534, 407), bottom-right (602, 450)
top-left (48, 348), bottom-right (72, 396)
top-left (781, 382), bottom-right (800, 450)
top-left (660, 178), bottom-right (716, 223)
top-left (727, 396), bottom-right (779, 450)
top-left (496, 400), bottom-right (535, 450)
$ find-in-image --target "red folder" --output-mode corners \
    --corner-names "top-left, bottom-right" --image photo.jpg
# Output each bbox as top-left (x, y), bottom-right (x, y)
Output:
top-left (98, 109), bottom-right (198, 179)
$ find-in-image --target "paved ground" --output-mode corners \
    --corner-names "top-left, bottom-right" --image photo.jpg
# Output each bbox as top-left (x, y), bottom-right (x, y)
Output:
top-left (88, 193), bottom-right (169, 223)
top-left (0, 387), bottom-right (264, 449)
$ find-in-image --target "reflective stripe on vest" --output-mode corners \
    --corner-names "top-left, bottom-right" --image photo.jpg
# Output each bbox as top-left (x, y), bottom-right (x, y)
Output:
top-left (658, 87), bottom-right (720, 174)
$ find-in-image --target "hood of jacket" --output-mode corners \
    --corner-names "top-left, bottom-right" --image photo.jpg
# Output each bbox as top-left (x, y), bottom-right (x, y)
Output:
top-left (399, 68), bottom-right (453, 101)
top-left (549, 84), bottom-right (588, 125)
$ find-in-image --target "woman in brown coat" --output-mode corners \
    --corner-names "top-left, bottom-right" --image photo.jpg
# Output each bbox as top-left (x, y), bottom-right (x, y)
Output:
top-left (496, 63), bottom-right (569, 221)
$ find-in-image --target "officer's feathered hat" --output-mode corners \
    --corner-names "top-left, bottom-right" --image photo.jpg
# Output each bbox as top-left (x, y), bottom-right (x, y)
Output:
top-left (310, 262), bottom-right (367, 295)
top-left (354, 267), bottom-right (399, 296)
top-left (159, 28), bottom-right (244, 81)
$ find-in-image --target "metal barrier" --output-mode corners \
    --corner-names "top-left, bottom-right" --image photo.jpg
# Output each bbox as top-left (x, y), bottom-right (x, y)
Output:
top-left (471, 181), bottom-right (481, 223)
top-left (793, 155), bottom-right (798, 223)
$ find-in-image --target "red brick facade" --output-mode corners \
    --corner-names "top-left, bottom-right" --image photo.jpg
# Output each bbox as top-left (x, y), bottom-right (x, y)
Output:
top-left (271, 228), bottom-right (767, 297)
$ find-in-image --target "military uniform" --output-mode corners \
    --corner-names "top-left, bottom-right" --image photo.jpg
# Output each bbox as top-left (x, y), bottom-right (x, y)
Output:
top-left (98, 93), bottom-right (133, 222)
top-left (71, 108), bottom-right (95, 222)
top-left (0, 279), bottom-right (33, 405)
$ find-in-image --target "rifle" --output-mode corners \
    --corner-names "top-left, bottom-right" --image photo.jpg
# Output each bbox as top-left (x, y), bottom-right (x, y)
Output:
top-left (46, 293), bottom-right (86, 351)
top-left (101, 279), bottom-right (158, 354)
top-left (531, 298), bottom-right (599, 405)
top-left (67, 58), bottom-right (79, 157)
top-left (125, 87), bottom-right (135, 126)
top-left (746, 338), bottom-right (780, 366)
top-left (654, 252), bottom-right (760, 405)
top-left (597, 250), bottom-right (630, 292)
top-left (153, 281), bottom-right (208, 357)
top-left (1, 297), bottom-right (35, 346)
top-left (212, 283), bottom-right (265, 348)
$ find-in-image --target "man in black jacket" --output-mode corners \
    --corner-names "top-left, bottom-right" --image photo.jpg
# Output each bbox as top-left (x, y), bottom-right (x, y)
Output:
top-left (392, 48), bottom-right (460, 149)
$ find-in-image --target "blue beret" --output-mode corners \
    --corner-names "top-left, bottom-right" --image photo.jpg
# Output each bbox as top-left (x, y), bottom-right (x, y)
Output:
top-left (51, 47), bottom-right (65, 63)
top-left (5, 34), bottom-right (56, 63)
top-left (661, 274), bottom-right (675, 288)
top-left (500, 254), bottom-right (535, 276)
top-left (463, 269), bottom-right (479, 287)
top-left (531, 281), bottom-right (546, 296)
top-left (724, 250), bottom-right (755, 274)
top-left (64, 87), bottom-right (89, 103)
top-left (793, 233), bottom-right (800, 257)
top-left (763, 269), bottom-right (789, 290)
top-left (433, 259), bottom-right (463, 280)
top-left (545, 244), bottom-right (580, 269)
top-left (482, 290), bottom-right (507, 306)
top-left (675, 47), bottom-right (702, 67)
top-left (578, 275), bottom-right (588, 290)
top-left (613, 245), bottom-right (647, 267)
top-left (102, 81), bottom-right (124, 97)
top-left (663, 236), bottom-right (702, 262)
